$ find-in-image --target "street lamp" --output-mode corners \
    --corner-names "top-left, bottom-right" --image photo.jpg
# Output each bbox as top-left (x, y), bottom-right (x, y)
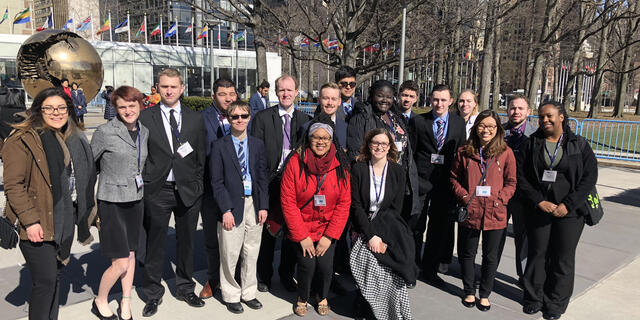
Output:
top-left (398, 1), bottom-right (408, 89)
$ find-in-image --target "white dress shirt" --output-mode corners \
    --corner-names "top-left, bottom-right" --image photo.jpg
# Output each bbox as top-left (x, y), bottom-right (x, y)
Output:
top-left (160, 102), bottom-right (183, 182)
top-left (277, 104), bottom-right (295, 170)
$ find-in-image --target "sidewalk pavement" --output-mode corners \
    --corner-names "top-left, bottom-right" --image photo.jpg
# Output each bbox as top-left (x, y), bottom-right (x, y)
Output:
top-left (0, 109), bottom-right (638, 320)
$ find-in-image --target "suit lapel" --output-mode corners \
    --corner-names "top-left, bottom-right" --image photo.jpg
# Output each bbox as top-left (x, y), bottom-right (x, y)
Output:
top-left (425, 112), bottom-right (438, 148)
top-left (112, 119), bottom-right (136, 147)
top-left (151, 107), bottom-right (172, 153)
top-left (361, 164), bottom-right (372, 210)
top-left (272, 108), bottom-right (284, 152)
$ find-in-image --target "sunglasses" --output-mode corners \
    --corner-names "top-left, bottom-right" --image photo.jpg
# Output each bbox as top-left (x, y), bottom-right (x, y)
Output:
top-left (339, 81), bottom-right (357, 88)
top-left (230, 114), bottom-right (250, 120)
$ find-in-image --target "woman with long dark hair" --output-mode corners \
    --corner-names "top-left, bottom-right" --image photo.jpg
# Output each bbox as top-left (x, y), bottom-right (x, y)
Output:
top-left (450, 110), bottom-right (517, 311)
top-left (518, 101), bottom-right (598, 320)
top-left (280, 114), bottom-right (351, 316)
top-left (350, 127), bottom-right (417, 320)
top-left (3, 87), bottom-right (96, 320)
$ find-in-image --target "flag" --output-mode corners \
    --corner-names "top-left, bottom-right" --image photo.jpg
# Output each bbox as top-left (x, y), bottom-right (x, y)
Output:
top-left (150, 23), bottom-right (161, 36)
top-left (114, 18), bottom-right (129, 33)
top-left (277, 37), bottom-right (289, 45)
top-left (227, 32), bottom-right (234, 43)
top-left (164, 22), bottom-right (176, 38)
top-left (185, 23), bottom-right (192, 33)
top-left (96, 17), bottom-right (110, 35)
top-left (36, 13), bottom-right (53, 31)
top-left (197, 25), bottom-right (207, 40)
top-left (324, 38), bottom-right (339, 50)
top-left (300, 37), bottom-right (310, 47)
top-left (135, 20), bottom-right (145, 39)
top-left (236, 30), bottom-right (246, 42)
top-left (77, 16), bottom-right (91, 31)
top-left (464, 51), bottom-right (472, 60)
top-left (13, 7), bottom-right (30, 24)
top-left (63, 18), bottom-right (73, 30)
top-left (0, 8), bottom-right (8, 25)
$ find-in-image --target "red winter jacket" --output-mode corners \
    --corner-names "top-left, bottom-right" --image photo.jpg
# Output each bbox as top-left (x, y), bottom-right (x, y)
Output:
top-left (281, 151), bottom-right (351, 242)
top-left (450, 146), bottom-right (517, 230)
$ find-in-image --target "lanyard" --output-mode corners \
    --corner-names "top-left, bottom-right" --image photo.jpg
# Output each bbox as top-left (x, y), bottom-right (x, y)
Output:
top-left (136, 123), bottom-right (141, 174)
top-left (478, 147), bottom-right (492, 185)
top-left (161, 108), bottom-right (182, 142)
top-left (315, 173), bottom-right (327, 193)
top-left (370, 161), bottom-right (387, 204)
top-left (382, 112), bottom-right (396, 134)
top-left (544, 133), bottom-right (564, 169)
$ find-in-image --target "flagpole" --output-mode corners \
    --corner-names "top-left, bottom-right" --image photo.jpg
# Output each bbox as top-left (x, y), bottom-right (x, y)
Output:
top-left (175, 18), bottom-right (179, 47)
top-left (91, 14), bottom-right (95, 40)
top-left (217, 24), bottom-right (221, 49)
top-left (108, 11), bottom-right (112, 41)
top-left (160, 15), bottom-right (163, 46)
top-left (144, 13), bottom-right (147, 44)
top-left (244, 29), bottom-right (247, 99)
top-left (30, 2), bottom-right (34, 35)
top-left (191, 15), bottom-right (194, 47)
top-left (49, 6), bottom-right (54, 29)
top-left (127, 11), bottom-right (131, 43)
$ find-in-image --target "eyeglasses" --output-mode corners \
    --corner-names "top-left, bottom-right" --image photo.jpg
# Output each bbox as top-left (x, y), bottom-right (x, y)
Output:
top-left (310, 135), bottom-right (331, 143)
top-left (370, 141), bottom-right (390, 149)
top-left (42, 105), bottom-right (68, 115)
top-left (339, 81), bottom-right (357, 88)
top-left (229, 114), bottom-right (250, 120)
top-left (477, 124), bottom-right (497, 131)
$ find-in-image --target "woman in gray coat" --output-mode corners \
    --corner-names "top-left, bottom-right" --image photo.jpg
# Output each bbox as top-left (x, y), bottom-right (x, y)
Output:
top-left (91, 86), bottom-right (149, 320)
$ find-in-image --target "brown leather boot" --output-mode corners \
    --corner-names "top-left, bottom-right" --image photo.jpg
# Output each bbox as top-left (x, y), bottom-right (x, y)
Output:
top-left (199, 279), bottom-right (218, 299)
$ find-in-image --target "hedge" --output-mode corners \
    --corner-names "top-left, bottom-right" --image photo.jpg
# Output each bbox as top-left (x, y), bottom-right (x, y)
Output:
top-left (181, 96), bottom-right (249, 111)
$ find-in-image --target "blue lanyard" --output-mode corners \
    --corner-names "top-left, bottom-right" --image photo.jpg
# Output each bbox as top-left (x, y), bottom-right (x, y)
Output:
top-left (383, 112), bottom-right (396, 134)
top-left (370, 161), bottom-right (387, 204)
top-left (544, 133), bottom-right (564, 169)
top-left (161, 108), bottom-right (182, 142)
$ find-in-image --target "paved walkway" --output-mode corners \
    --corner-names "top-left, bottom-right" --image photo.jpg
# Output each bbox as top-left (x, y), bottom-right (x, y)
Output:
top-left (0, 109), bottom-right (638, 320)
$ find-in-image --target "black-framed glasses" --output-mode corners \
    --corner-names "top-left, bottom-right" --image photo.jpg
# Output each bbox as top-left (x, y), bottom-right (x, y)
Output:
top-left (42, 105), bottom-right (68, 115)
top-left (477, 124), bottom-right (497, 131)
top-left (310, 135), bottom-right (331, 143)
top-left (339, 81), bottom-right (357, 88)
top-left (230, 114), bottom-right (250, 120)
top-left (370, 141), bottom-right (390, 149)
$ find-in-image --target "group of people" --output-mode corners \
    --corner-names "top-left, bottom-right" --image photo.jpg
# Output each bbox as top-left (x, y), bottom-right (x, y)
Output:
top-left (2, 65), bottom-right (598, 320)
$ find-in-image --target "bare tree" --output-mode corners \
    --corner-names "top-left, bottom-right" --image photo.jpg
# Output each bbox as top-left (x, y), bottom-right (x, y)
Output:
top-left (612, 0), bottom-right (640, 118)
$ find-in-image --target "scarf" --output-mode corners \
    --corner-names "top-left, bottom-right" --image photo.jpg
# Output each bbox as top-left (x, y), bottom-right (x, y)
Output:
top-left (305, 144), bottom-right (336, 176)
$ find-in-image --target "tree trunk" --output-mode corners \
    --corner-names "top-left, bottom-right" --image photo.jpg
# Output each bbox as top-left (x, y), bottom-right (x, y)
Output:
top-left (479, 2), bottom-right (495, 111)
top-left (588, 16), bottom-right (610, 118)
top-left (451, 6), bottom-right (462, 98)
top-left (524, 0), bottom-right (538, 94)
top-left (635, 83), bottom-right (640, 115)
top-left (562, 1), bottom-right (587, 112)
top-left (436, 46), bottom-right (445, 84)
top-left (252, 6), bottom-right (269, 85)
top-left (575, 71), bottom-right (584, 112)
top-left (491, 15), bottom-right (502, 110)
top-left (528, 0), bottom-right (558, 109)
top-left (528, 54), bottom-right (545, 109)
top-left (612, 0), bottom-right (639, 118)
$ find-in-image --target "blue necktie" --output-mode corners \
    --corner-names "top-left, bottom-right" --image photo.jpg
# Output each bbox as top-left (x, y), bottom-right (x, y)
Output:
top-left (436, 119), bottom-right (445, 151)
top-left (237, 142), bottom-right (246, 179)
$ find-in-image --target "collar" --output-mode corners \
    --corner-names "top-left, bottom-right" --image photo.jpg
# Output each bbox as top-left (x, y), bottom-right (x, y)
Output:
top-left (231, 134), bottom-right (247, 144)
top-left (342, 97), bottom-right (353, 106)
top-left (509, 121), bottom-right (527, 133)
top-left (433, 111), bottom-right (449, 123)
top-left (403, 109), bottom-right (412, 118)
top-left (160, 102), bottom-right (182, 115)
top-left (278, 104), bottom-right (294, 117)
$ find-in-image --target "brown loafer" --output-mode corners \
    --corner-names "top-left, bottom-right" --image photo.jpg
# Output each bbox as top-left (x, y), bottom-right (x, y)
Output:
top-left (316, 299), bottom-right (330, 316)
top-left (199, 280), bottom-right (218, 299)
top-left (293, 299), bottom-right (307, 317)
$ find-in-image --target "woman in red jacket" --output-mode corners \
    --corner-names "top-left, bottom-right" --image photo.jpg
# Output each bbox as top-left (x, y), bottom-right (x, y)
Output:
top-left (450, 110), bottom-right (517, 311)
top-left (281, 116), bottom-right (351, 317)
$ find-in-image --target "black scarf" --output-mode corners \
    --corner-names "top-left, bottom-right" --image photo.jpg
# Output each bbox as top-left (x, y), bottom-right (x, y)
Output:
top-left (40, 130), bottom-right (64, 207)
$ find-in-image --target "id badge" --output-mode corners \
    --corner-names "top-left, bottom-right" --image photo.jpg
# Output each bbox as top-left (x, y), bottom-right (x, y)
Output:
top-left (395, 141), bottom-right (403, 152)
top-left (243, 180), bottom-right (252, 196)
top-left (135, 174), bottom-right (144, 189)
top-left (177, 142), bottom-right (194, 158)
top-left (476, 186), bottom-right (491, 197)
top-left (314, 195), bottom-right (326, 207)
top-left (542, 170), bottom-right (557, 182)
top-left (431, 154), bottom-right (445, 164)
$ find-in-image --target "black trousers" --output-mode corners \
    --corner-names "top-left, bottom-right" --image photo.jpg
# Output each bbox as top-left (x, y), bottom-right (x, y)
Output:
top-left (523, 213), bottom-right (584, 315)
top-left (201, 184), bottom-right (220, 284)
top-left (20, 241), bottom-right (63, 320)
top-left (332, 224), bottom-right (350, 275)
top-left (296, 241), bottom-right (336, 301)
top-left (457, 226), bottom-right (504, 298)
top-left (256, 228), bottom-right (296, 285)
top-left (143, 183), bottom-right (201, 300)
top-left (419, 196), bottom-right (455, 274)
top-left (498, 197), bottom-right (528, 278)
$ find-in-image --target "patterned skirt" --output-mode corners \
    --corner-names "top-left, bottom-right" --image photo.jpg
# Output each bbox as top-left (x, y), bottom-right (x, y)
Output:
top-left (350, 237), bottom-right (412, 320)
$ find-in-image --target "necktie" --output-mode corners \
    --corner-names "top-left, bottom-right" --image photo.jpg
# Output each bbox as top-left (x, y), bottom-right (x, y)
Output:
top-left (436, 119), bottom-right (445, 151)
top-left (237, 141), bottom-right (246, 179)
top-left (169, 109), bottom-right (179, 152)
top-left (343, 103), bottom-right (352, 117)
top-left (283, 114), bottom-right (291, 150)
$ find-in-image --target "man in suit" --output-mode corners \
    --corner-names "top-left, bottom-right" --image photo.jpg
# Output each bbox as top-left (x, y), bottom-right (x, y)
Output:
top-left (500, 94), bottom-right (536, 285)
top-left (199, 78), bottom-right (238, 299)
top-left (249, 80), bottom-right (270, 116)
top-left (409, 84), bottom-right (467, 287)
top-left (335, 66), bottom-right (360, 122)
top-left (302, 82), bottom-right (347, 149)
top-left (210, 101), bottom-right (268, 314)
top-left (139, 68), bottom-right (207, 317)
top-left (397, 80), bottom-right (419, 124)
top-left (252, 74), bottom-right (310, 292)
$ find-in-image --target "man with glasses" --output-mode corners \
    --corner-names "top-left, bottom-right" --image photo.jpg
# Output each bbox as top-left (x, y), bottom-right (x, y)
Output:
top-left (210, 100), bottom-right (268, 314)
top-left (199, 78), bottom-right (238, 299)
top-left (335, 66), bottom-right (361, 122)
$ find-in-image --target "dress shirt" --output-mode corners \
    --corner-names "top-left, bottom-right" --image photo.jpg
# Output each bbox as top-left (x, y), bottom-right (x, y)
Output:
top-left (432, 111), bottom-right (450, 149)
top-left (160, 102), bottom-right (183, 182)
top-left (278, 104), bottom-right (295, 169)
top-left (231, 135), bottom-right (252, 182)
top-left (465, 114), bottom-right (478, 139)
top-left (368, 162), bottom-right (388, 219)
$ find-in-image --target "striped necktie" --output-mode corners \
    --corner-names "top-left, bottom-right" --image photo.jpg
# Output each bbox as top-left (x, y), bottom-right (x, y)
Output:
top-left (237, 141), bottom-right (247, 179)
top-left (436, 119), bottom-right (445, 151)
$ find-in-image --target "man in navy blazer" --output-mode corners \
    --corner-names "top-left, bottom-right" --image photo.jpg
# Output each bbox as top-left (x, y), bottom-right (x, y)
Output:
top-left (210, 101), bottom-right (268, 314)
top-left (397, 80), bottom-right (419, 125)
top-left (249, 80), bottom-right (270, 116)
top-left (199, 78), bottom-right (238, 299)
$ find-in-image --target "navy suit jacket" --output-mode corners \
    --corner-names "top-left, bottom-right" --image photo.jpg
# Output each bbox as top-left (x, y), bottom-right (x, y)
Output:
top-left (249, 93), bottom-right (267, 116)
top-left (210, 135), bottom-right (269, 225)
top-left (202, 104), bottom-right (227, 157)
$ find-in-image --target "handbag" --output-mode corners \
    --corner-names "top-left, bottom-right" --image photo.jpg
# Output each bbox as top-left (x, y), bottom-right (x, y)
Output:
top-left (451, 158), bottom-right (491, 223)
top-left (0, 215), bottom-right (19, 250)
top-left (584, 186), bottom-right (604, 226)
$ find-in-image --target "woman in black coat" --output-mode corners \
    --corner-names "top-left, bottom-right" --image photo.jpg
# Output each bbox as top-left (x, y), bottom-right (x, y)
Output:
top-left (350, 127), bottom-right (417, 320)
top-left (517, 101), bottom-right (598, 320)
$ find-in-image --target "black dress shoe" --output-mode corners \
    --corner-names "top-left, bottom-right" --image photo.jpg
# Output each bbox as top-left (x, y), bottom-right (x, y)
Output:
top-left (117, 306), bottom-right (133, 320)
top-left (142, 299), bottom-right (162, 317)
top-left (543, 313), bottom-right (562, 320)
top-left (523, 304), bottom-right (542, 315)
top-left (461, 297), bottom-right (476, 308)
top-left (226, 302), bottom-right (244, 314)
top-left (176, 292), bottom-right (205, 308)
top-left (257, 281), bottom-right (270, 292)
top-left (477, 302), bottom-right (491, 312)
top-left (91, 299), bottom-right (118, 320)
top-left (407, 282), bottom-right (416, 289)
top-left (242, 298), bottom-right (263, 310)
top-left (438, 263), bottom-right (449, 274)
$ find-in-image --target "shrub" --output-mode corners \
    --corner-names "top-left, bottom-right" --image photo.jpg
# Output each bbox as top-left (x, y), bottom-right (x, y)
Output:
top-left (182, 96), bottom-right (213, 111)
